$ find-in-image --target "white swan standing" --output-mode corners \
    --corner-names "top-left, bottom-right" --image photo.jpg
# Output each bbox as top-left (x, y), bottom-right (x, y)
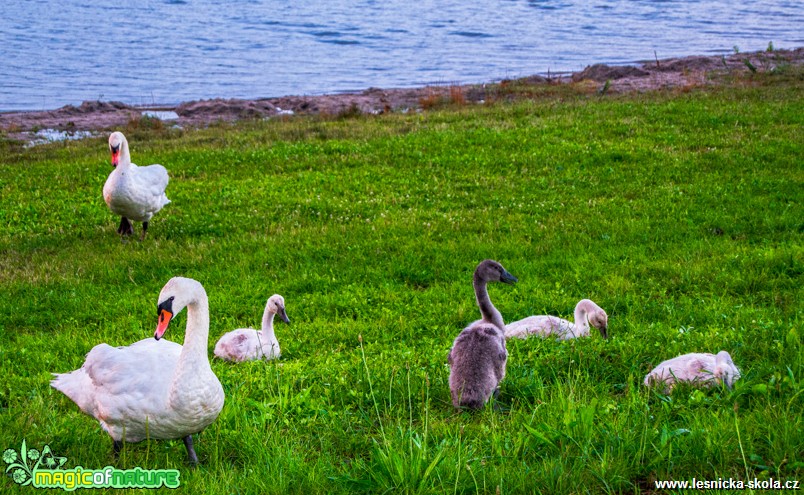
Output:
top-left (214, 294), bottom-right (289, 362)
top-left (644, 350), bottom-right (741, 393)
top-left (102, 131), bottom-right (170, 240)
top-left (505, 299), bottom-right (608, 340)
top-left (448, 259), bottom-right (518, 410)
top-left (51, 277), bottom-right (224, 464)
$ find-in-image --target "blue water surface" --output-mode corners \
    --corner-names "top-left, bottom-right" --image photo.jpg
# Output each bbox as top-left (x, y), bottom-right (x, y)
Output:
top-left (1, 0), bottom-right (801, 111)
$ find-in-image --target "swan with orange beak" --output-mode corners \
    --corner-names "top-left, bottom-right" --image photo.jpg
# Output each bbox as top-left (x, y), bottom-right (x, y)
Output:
top-left (103, 131), bottom-right (171, 240)
top-left (51, 277), bottom-right (224, 465)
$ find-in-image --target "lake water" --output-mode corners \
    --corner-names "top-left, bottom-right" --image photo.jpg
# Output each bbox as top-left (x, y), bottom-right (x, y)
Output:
top-left (2, 0), bottom-right (802, 112)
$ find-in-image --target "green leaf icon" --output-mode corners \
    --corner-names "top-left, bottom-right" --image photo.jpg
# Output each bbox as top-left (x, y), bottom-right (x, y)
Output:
top-left (39, 446), bottom-right (66, 470)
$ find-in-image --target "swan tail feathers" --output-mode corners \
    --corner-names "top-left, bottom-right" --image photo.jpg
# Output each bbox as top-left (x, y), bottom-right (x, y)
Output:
top-left (51, 369), bottom-right (96, 415)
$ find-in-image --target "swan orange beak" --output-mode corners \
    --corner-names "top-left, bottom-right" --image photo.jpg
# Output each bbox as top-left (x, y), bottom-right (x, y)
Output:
top-left (110, 143), bottom-right (120, 167)
top-left (155, 309), bottom-right (173, 340)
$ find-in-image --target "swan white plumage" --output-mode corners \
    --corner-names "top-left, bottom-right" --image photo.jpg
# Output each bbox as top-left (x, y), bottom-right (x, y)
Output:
top-left (505, 299), bottom-right (609, 340)
top-left (102, 131), bottom-right (170, 240)
top-left (214, 294), bottom-right (289, 362)
top-left (644, 350), bottom-right (741, 393)
top-left (51, 277), bottom-right (224, 464)
top-left (448, 259), bottom-right (518, 410)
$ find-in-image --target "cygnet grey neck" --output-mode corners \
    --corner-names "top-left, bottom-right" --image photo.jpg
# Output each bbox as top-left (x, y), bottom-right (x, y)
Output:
top-left (473, 272), bottom-right (504, 330)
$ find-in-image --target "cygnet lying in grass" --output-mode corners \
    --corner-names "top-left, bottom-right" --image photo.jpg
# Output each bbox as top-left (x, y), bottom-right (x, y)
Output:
top-left (505, 299), bottom-right (608, 340)
top-left (214, 295), bottom-right (289, 362)
top-left (643, 350), bottom-right (740, 392)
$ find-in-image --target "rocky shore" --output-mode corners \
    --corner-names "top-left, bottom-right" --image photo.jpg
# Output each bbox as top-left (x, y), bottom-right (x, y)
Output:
top-left (2, 47), bottom-right (801, 144)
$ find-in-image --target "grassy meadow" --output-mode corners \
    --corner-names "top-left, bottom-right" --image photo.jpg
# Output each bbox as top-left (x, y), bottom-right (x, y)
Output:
top-left (0, 71), bottom-right (802, 494)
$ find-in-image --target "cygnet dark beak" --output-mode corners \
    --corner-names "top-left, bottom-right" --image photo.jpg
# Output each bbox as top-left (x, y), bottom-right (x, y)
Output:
top-left (278, 307), bottom-right (290, 324)
top-left (501, 270), bottom-right (518, 285)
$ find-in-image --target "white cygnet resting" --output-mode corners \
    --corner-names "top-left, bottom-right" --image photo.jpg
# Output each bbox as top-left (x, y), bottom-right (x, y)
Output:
top-left (505, 299), bottom-right (608, 340)
top-left (644, 350), bottom-right (741, 392)
top-left (214, 294), bottom-right (289, 362)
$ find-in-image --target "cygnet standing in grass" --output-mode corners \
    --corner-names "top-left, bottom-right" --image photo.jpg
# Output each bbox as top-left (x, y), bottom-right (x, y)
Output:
top-left (505, 299), bottom-right (608, 340)
top-left (449, 259), bottom-right (518, 410)
top-left (643, 350), bottom-right (741, 392)
top-left (214, 295), bottom-right (289, 362)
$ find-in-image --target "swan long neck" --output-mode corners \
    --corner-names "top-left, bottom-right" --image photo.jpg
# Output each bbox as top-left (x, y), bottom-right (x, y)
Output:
top-left (118, 139), bottom-right (132, 169)
top-left (572, 302), bottom-right (591, 336)
top-left (474, 273), bottom-right (504, 330)
top-left (260, 304), bottom-right (276, 340)
top-left (174, 293), bottom-right (212, 384)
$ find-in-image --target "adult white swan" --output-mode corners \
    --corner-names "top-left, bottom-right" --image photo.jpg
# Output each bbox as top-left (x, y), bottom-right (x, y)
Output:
top-left (505, 299), bottom-right (609, 340)
top-left (448, 259), bottom-right (517, 410)
top-left (214, 294), bottom-right (289, 362)
top-left (51, 277), bottom-right (224, 464)
top-left (103, 131), bottom-right (170, 240)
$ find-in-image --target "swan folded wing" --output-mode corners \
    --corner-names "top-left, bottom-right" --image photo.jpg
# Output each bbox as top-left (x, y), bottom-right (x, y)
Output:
top-left (556, 318), bottom-right (584, 339)
top-left (493, 341), bottom-right (508, 382)
top-left (449, 325), bottom-right (507, 408)
top-left (104, 165), bottom-right (169, 221)
top-left (645, 353), bottom-right (718, 388)
top-left (133, 164), bottom-right (170, 206)
top-left (86, 339), bottom-right (179, 383)
top-left (62, 341), bottom-right (180, 417)
top-left (504, 317), bottom-right (536, 338)
top-left (688, 357), bottom-right (719, 384)
top-left (505, 316), bottom-right (564, 338)
top-left (214, 330), bottom-right (251, 360)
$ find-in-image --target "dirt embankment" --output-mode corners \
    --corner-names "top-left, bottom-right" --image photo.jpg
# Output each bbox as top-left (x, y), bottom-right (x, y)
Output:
top-left (2, 48), bottom-right (801, 143)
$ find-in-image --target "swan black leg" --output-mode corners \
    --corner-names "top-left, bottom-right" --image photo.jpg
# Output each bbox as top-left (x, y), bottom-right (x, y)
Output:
top-left (117, 217), bottom-right (134, 237)
top-left (140, 221), bottom-right (149, 241)
top-left (113, 440), bottom-right (123, 459)
top-left (183, 435), bottom-right (198, 466)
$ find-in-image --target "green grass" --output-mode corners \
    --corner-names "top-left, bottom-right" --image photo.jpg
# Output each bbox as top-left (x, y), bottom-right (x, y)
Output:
top-left (0, 71), bottom-right (802, 494)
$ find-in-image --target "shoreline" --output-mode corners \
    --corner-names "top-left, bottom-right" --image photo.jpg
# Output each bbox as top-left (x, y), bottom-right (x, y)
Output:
top-left (1, 47), bottom-right (801, 144)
